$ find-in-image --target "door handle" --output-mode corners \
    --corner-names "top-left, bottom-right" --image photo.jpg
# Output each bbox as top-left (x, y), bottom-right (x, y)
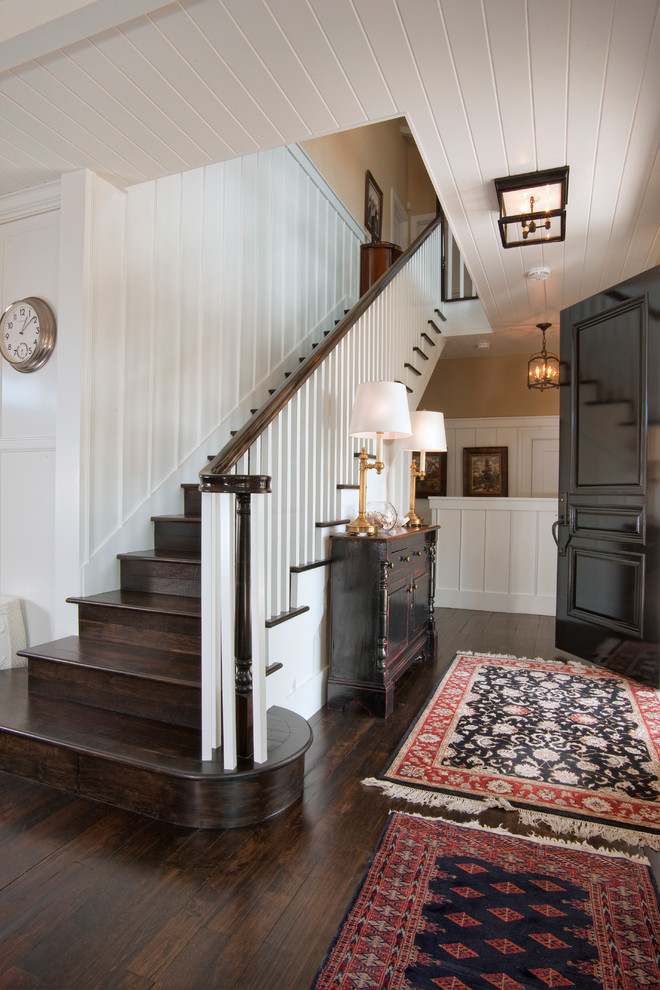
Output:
top-left (551, 519), bottom-right (560, 547)
top-left (552, 519), bottom-right (571, 557)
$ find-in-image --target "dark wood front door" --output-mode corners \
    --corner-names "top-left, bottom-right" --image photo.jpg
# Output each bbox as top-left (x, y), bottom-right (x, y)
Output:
top-left (555, 264), bottom-right (660, 686)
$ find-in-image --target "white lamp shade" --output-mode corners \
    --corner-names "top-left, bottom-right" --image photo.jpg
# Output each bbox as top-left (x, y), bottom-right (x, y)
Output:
top-left (400, 410), bottom-right (447, 452)
top-left (349, 381), bottom-right (412, 439)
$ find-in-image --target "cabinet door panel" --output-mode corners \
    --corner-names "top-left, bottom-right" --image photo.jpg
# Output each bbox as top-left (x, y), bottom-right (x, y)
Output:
top-left (388, 582), bottom-right (411, 665)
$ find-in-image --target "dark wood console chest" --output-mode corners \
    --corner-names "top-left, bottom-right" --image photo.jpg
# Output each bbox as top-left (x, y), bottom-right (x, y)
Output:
top-left (328, 526), bottom-right (438, 717)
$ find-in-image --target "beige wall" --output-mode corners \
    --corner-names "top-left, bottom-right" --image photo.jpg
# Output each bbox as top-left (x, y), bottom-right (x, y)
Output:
top-left (421, 353), bottom-right (560, 419)
top-left (301, 118), bottom-right (436, 245)
top-left (407, 142), bottom-right (437, 220)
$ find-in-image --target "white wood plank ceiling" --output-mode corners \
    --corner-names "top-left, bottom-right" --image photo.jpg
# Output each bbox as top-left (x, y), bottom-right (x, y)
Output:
top-left (1, 0), bottom-right (659, 357)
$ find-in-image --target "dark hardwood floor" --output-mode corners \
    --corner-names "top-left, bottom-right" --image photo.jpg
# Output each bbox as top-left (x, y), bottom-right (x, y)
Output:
top-left (0, 608), bottom-right (656, 989)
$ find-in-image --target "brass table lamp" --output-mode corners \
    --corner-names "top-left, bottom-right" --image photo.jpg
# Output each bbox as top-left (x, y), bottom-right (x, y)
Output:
top-left (400, 410), bottom-right (447, 528)
top-left (347, 381), bottom-right (412, 535)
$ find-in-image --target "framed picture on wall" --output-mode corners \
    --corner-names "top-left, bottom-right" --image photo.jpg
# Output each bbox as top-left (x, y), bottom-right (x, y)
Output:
top-left (416, 452), bottom-right (447, 497)
top-left (463, 447), bottom-right (508, 497)
top-left (365, 170), bottom-right (383, 242)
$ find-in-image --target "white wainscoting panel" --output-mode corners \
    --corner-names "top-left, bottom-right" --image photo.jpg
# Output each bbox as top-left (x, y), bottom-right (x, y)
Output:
top-left (443, 417), bottom-right (559, 498)
top-left (430, 497), bottom-right (558, 615)
top-left (0, 206), bottom-right (60, 645)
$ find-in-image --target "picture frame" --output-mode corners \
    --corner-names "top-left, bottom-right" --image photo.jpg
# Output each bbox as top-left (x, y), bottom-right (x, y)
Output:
top-left (364, 170), bottom-right (383, 242)
top-left (463, 447), bottom-right (508, 497)
top-left (415, 452), bottom-right (447, 497)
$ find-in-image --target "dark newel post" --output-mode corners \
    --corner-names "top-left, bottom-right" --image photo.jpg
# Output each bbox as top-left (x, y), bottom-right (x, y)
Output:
top-left (197, 472), bottom-right (271, 765)
top-left (234, 491), bottom-right (253, 759)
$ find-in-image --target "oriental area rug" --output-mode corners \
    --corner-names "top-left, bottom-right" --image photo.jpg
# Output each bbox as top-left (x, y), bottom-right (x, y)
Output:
top-left (364, 652), bottom-right (660, 848)
top-left (310, 812), bottom-right (660, 990)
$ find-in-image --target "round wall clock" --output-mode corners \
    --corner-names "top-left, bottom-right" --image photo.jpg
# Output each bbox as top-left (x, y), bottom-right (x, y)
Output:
top-left (0, 297), bottom-right (56, 373)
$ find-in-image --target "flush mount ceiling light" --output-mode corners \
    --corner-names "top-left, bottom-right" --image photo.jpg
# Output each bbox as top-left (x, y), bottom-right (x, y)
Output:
top-left (527, 267), bottom-right (551, 281)
top-left (494, 166), bottom-right (569, 248)
top-left (528, 323), bottom-right (559, 391)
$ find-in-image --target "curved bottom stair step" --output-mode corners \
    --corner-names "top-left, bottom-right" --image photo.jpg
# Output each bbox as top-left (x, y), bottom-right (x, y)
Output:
top-left (0, 669), bottom-right (312, 829)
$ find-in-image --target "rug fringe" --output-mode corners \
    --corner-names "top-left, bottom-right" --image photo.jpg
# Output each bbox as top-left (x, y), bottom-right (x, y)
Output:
top-left (362, 777), bottom-right (513, 815)
top-left (516, 807), bottom-right (660, 852)
top-left (457, 648), bottom-right (601, 672)
top-left (362, 778), bottom-right (660, 854)
top-left (396, 810), bottom-right (652, 863)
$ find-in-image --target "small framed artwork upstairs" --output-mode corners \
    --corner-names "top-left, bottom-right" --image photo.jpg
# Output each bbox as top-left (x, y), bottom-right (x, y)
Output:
top-left (365, 170), bottom-right (383, 242)
top-left (463, 446), bottom-right (508, 497)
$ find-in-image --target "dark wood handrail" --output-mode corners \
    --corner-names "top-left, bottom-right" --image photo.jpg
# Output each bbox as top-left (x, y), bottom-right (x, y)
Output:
top-left (200, 213), bottom-right (443, 488)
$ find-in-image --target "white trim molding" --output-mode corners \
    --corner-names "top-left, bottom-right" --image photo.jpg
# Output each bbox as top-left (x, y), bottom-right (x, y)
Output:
top-left (0, 182), bottom-right (60, 225)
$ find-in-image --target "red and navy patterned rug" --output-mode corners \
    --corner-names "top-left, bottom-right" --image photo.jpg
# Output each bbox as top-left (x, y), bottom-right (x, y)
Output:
top-left (364, 652), bottom-right (660, 847)
top-left (310, 812), bottom-right (660, 989)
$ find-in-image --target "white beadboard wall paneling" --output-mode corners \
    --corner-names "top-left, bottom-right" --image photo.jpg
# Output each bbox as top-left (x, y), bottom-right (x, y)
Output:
top-left (82, 144), bottom-right (362, 594)
top-left (461, 508), bottom-right (486, 593)
top-left (0, 206), bottom-right (61, 645)
top-left (484, 509), bottom-right (511, 595)
top-left (123, 180), bottom-right (156, 516)
top-left (151, 172), bottom-right (182, 490)
top-left (199, 164), bottom-right (223, 437)
top-left (88, 177), bottom-right (127, 557)
top-left (178, 168), bottom-right (204, 461)
top-left (430, 497), bottom-right (558, 615)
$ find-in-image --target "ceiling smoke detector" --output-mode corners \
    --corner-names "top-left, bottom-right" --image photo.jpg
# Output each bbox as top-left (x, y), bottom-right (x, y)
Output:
top-left (527, 267), bottom-right (551, 281)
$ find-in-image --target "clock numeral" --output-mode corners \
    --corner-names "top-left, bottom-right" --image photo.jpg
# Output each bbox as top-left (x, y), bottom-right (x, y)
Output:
top-left (19, 308), bottom-right (25, 316)
top-left (7, 321), bottom-right (12, 330)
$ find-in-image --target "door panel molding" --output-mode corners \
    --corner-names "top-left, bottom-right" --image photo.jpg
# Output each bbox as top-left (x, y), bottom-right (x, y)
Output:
top-left (570, 294), bottom-right (647, 495)
top-left (571, 505), bottom-right (646, 543)
top-left (568, 545), bottom-right (644, 638)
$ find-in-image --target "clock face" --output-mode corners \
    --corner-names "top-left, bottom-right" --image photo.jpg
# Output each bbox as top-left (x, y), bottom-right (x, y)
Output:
top-left (0, 297), bottom-right (56, 373)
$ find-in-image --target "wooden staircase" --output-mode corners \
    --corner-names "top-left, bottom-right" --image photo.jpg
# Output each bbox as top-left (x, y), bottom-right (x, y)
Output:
top-left (0, 481), bottom-right (312, 829)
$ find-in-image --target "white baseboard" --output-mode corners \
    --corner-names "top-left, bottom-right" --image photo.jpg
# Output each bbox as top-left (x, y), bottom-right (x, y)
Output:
top-left (435, 588), bottom-right (555, 616)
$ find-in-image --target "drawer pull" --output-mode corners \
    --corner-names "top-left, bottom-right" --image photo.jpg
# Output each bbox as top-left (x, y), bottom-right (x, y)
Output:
top-left (388, 561), bottom-right (394, 569)
top-left (415, 550), bottom-right (422, 556)
top-left (400, 555), bottom-right (410, 562)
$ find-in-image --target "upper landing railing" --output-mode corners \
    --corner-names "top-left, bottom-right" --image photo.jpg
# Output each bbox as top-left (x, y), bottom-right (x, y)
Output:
top-left (198, 214), bottom-right (444, 767)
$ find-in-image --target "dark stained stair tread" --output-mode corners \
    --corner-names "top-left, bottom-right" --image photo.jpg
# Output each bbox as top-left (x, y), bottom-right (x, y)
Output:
top-left (118, 549), bottom-right (201, 564)
top-left (150, 514), bottom-right (201, 523)
top-left (67, 589), bottom-right (201, 618)
top-left (20, 635), bottom-right (200, 686)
